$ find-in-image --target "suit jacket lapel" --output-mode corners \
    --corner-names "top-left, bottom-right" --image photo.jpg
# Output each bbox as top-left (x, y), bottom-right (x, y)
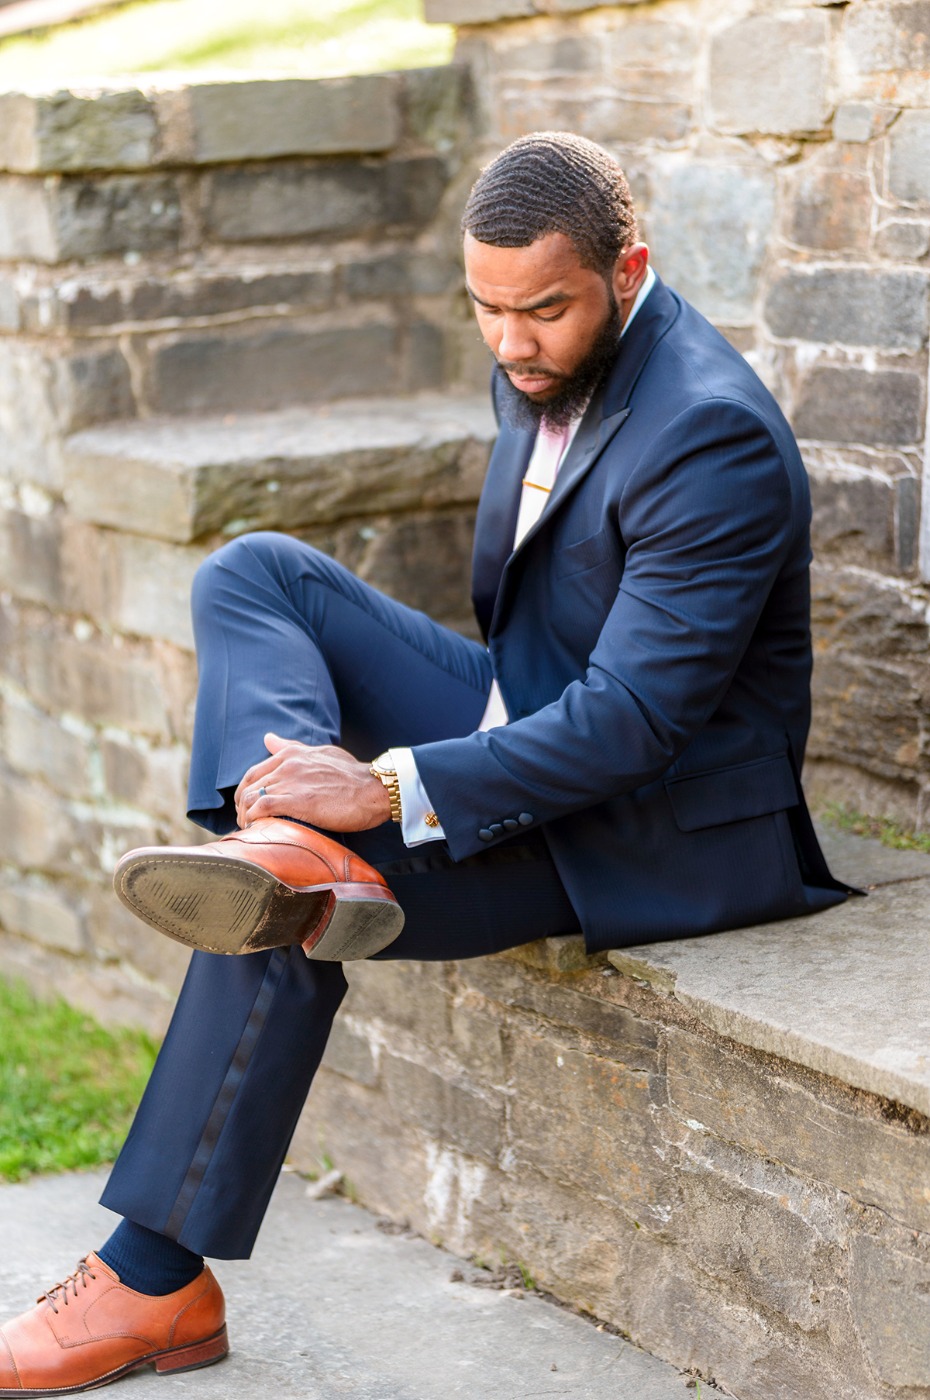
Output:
top-left (471, 274), bottom-right (681, 640)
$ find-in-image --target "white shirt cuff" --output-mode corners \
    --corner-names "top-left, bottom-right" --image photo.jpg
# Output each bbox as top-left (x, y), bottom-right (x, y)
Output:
top-left (389, 746), bottom-right (446, 846)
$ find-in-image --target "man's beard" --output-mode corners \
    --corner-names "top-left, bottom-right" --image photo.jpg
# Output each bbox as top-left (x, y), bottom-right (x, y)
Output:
top-left (494, 297), bottom-right (623, 433)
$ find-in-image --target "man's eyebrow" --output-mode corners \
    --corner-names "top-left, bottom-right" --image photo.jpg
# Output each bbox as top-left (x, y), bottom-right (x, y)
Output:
top-left (465, 283), bottom-right (572, 313)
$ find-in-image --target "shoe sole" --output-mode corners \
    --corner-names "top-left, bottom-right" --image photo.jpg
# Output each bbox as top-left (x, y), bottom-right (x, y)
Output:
top-left (0, 1324), bottom-right (229, 1396)
top-left (113, 853), bottom-right (404, 961)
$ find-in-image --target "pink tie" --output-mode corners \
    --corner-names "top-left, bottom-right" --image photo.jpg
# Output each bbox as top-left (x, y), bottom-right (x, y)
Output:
top-left (513, 418), bottom-right (572, 548)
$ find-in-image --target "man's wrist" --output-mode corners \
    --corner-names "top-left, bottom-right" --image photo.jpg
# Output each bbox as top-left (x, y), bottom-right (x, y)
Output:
top-left (369, 753), bottom-right (403, 824)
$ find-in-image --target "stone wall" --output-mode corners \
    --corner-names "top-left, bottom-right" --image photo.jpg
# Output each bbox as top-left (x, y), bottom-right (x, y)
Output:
top-left (430, 0), bottom-right (930, 827)
top-left (0, 68), bottom-right (490, 1030)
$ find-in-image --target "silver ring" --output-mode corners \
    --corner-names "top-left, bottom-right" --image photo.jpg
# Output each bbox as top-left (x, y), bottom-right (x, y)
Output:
top-left (258, 787), bottom-right (267, 798)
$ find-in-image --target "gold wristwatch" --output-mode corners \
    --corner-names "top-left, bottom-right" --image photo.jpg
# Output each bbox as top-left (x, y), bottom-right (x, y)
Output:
top-left (370, 752), bottom-right (403, 824)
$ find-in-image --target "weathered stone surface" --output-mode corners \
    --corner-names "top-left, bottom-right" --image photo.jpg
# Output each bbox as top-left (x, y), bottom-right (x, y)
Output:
top-left (887, 109), bottom-right (930, 205)
top-left (343, 250), bottom-right (458, 301)
top-left (52, 346), bottom-right (135, 433)
top-left (319, 1018), bottom-right (379, 1089)
top-left (766, 268), bottom-right (929, 350)
top-left (782, 148), bottom-right (872, 253)
top-left (186, 75), bottom-right (400, 164)
top-left (425, 0), bottom-right (535, 19)
top-left (99, 734), bottom-right (189, 826)
top-left (0, 174), bottom-right (183, 263)
top-left (833, 102), bottom-right (898, 143)
top-left (0, 506), bottom-right (64, 609)
top-left (342, 958), bottom-right (451, 1045)
top-left (206, 158), bottom-right (447, 244)
top-left (814, 817), bottom-right (930, 887)
top-left (0, 88), bottom-right (156, 174)
top-left (307, 509), bottom-right (477, 628)
top-left (65, 395), bottom-right (495, 542)
top-left (0, 689), bottom-right (91, 799)
top-left (849, 1233), bottom-right (930, 1388)
top-left (0, 875), bottom-right (85, 954)
top-left (793, 366), bottom-right (924, 446)
top-left (613, 873), bottom-right (930, 1117)
top-left (383, 1051), bottom-right (504, 1163)
top-left (142, 322), bottom-right (401, 416)
top-left (31, 263), bottom-right (337, 332)
top-left (809, 469), bottom-right (895, 569)
top-left (0, 768), bottom-right (97, 875)
top-left (841, 1), bottom-right (930, 85)
top-left (400, 63), bottom-right (473, 149)
top-left (648, 159), bottom-right (775, 323)
top-left (61, 521), bottom-right (203, 649)
top-left (710, 13), bottom-right (832, 136)
top-left (665, 1025), bottom-right (930, 1235)
top-left (496, 85), bottom-right (691, 146)
top-left (507, 1030), bottom-right (665, 1217)
top-left (874, 218), bottom-right (930, 259)
top-left (896, 473), bottom-right (919, 572)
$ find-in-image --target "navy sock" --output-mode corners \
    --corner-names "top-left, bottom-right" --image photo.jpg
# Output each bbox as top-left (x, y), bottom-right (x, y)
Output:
top-left (97, 1220), bottom-right (204, 1297)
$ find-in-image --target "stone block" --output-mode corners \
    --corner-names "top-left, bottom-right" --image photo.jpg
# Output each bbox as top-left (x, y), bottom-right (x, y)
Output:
top-left (448, 1000), bottom-right (506, 1086)
top-left (896, 474), bottom-right (919, 573)
top-left (849, 1233), bottom-right (930, 1388)
top-left (0, 342), bottom-right (65, 491)
top-left (0, 768), bottom-right (96, 875)
top-left (185, 75), bottom-right (400, 164)
top-left (320, 1018), bottom-right (379, 1089)
top-left (65, 396), bottom-right (494, 544)
top-left (400, 64), bottom-right (473, 149)
top-left (648, 159), bottom-right (775, 323)
top-left (84, 881), bottom-right (191, 993)
top-left (0, 88), bottom-right (156, 174)
top-left (0, 174), bottom-right (182, 263)
top-left (343, 250), bottom-right (458, 301)
top-left (457, 957), bottom-right (659, 1067)
top-left (0, 271), bottom-right (20, 329)
top-left (874, 218), bottom-right (930, 260)
top-left (497, 86), bottom-right (691, 147)
top-left (142, 322), bottom-right (400, 417)
top-left (16, 622), bottom-right (178, 739)
top-left (673, 1133), bottom-right (846, 1334)
top-left (606, 20), bottom-right (698, 74)
top-left (206, 157), bottom-right (447, 244)
top-left (812, 562), bottom-right (929, 663)
top-left (425, 0), bottom-right (535, 19)
top-left (793, 366), bottom-right (924, 446)
top-left (52, 346), bottom-right (135, 433)
top-left (666, 1025), bottom-right (930, 1235)
top-left (382, 1051), bottom-right (504, 1163)
top-left (782, 148), bottom-right (872, 253)
top-left (0, 177), bottom-right (57, 260)
top-left (0, 690), bottom-right (92, 799)
top-left (43, 263), bottom-right (336, 332)
top-left (841, 1), bottom-right (930, 82)
top-left (765, 268), bottom-right (929, 350)
top-left (833, 103), bottom-right (898, 144)
top-left (0, 506), bottom-right (64, 609)
top-left (0, 875), bottom-right (85, 954)
top-left (343, 958), bottom-right (451, 1045)
top-left (99, 736), bottom-right (189, 827)
top-left (710, 13), bottom-right (832, 136)
top-left (61, 521), bottom-right (202, 649)
top-left (809, 469), bottom-right (894, 569)
top-left (507, 1031), bottom-right (666, 1218)
top-left (887, 110), bottom-right (930, 206)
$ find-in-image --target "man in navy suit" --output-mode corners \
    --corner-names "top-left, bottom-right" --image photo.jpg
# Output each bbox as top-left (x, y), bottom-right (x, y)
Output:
top-left (0, 132), bottom-right (849, 1394)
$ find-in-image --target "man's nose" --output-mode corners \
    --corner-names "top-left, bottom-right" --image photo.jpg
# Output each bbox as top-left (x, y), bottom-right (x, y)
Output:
top-left (497, 314), bottom-right (539, 363)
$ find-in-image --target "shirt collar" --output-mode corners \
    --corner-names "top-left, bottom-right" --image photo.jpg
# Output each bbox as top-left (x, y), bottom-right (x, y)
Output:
top-left (620, 264), bottom-right (656, 339)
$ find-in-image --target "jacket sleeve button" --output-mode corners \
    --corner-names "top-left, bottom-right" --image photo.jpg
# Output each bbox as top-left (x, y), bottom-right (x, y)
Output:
top-left (518, 812), bottom-right (534, 826)
top-left (502, 818), bottom-right (520, 832)
top-left (489, 823), bottom-right (504, 837)
top-left (478, 828), bottom-right (494, 842)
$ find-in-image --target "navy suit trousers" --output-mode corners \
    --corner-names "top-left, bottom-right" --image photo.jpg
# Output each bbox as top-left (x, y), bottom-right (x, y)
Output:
top-left (100, 533), bottom-right (578, 1258)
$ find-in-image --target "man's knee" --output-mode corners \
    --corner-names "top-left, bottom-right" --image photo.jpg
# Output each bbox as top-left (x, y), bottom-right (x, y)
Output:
top-left (191, 532), bottom-right (327, 618)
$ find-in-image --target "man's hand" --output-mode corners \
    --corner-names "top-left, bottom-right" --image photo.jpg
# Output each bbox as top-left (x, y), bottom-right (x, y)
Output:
top-left (235, 733), bottom-right (392, 832)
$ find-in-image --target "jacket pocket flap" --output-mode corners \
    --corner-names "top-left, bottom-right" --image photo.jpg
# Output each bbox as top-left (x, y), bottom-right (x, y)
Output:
top-left (665, 753), bottom-right (798, 833)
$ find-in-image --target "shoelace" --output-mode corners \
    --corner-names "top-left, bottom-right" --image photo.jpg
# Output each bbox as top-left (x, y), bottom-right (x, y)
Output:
top-left (40, 1260), bottom-right (97, 1314)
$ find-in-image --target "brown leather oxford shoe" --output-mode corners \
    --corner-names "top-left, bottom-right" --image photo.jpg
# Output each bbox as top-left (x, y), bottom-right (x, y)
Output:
top-left (113, 818), bottom-right (404, 961)
top-left (0, 1254), bottom-right (227, 1396)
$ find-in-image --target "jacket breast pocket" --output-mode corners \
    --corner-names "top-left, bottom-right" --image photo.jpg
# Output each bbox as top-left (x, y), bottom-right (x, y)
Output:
top-left (664, 752), bottom-right (799, 832)
top-left (553, 528), bottom-right (613, 579)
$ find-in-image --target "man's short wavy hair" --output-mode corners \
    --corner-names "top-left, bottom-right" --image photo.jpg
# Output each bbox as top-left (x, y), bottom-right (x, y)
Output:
top-left (462, 132), bottom-right (638, 277)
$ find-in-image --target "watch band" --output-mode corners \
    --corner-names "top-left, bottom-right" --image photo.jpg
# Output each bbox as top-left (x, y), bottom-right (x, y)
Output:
top-left (370, 755), bottom-right (403, 825)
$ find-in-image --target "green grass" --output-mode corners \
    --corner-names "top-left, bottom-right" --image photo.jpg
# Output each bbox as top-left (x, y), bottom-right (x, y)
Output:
top-left (0, 979), bottom-right (158, 1183)
top-left (0, 0), bottom-right (454, 87)
top-left (820, 802), bottom-right (930, 854)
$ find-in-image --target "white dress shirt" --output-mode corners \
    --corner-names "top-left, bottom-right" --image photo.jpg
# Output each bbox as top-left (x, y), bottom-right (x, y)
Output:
top-left (391, 267), bottom-right (657, 846)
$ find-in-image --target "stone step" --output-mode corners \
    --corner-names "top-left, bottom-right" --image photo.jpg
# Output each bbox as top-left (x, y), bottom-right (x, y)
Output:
top-left (64, 392), bottom-right (496, 543)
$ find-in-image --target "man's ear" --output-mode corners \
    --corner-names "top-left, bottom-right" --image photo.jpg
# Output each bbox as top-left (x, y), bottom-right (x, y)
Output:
top-left (612, 242), bottom-right (650, 310)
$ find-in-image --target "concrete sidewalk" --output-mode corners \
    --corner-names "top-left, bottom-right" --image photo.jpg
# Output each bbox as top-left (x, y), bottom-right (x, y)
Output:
top-left (0, 1169), bottom-right (725, 1400)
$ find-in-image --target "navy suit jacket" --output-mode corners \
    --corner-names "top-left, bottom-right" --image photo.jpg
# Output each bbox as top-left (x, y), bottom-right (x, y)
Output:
top-left (413, 274), bottom-right (850, 951)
